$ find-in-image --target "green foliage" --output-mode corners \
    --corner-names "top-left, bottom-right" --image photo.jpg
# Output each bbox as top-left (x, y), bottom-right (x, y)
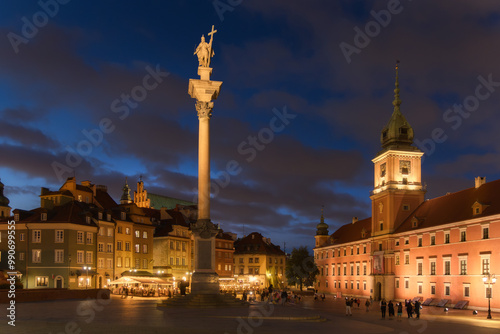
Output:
top-left (285, 246), bottom-right (318, 291)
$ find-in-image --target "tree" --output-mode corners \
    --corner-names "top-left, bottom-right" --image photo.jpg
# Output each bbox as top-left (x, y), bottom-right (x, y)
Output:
top-left (285, 246), bottom-right (319, 291)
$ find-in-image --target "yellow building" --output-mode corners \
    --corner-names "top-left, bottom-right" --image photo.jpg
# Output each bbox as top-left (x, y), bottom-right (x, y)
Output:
top-left (233, 232), bottom-right (286, 290)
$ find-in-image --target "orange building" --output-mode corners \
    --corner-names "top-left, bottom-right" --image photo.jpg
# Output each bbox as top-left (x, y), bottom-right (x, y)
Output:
top-left (314, 65), bottom-right (499, 312)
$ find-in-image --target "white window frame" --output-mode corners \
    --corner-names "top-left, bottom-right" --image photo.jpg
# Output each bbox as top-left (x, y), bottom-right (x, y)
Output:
top-left (54, 249), bottom-right (64, 263)
top-left (32, 230), bottom-right (41, 243)
top-left (77, 231), bottom-right (84, 244)
top-left (463, 283), bottom-right (470, 298)
top-left (86, 251), bottom-right (93, 264)
top-left (76, 250), bottom-right (84, 264)
top-left (32, 249), bottom-right (41, 263)
top-left (55, 230), bottom-right (64, 243)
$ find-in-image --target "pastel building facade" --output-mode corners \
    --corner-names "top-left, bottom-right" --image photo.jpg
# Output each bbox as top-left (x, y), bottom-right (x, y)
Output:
top-left (314, 66), bottom-right (499, 311)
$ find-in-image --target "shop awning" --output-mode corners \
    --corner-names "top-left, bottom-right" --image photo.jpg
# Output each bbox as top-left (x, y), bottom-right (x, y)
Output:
top-left (109, 276), bottom-right (172, 285)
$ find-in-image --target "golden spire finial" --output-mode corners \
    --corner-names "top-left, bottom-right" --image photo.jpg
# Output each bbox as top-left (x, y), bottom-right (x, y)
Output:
top-left (393, 60), bottom-right (401, 110)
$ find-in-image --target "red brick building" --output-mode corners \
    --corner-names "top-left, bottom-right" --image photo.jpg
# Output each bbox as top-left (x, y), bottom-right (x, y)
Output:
top-left (314, 66), bottom-right (499, 312)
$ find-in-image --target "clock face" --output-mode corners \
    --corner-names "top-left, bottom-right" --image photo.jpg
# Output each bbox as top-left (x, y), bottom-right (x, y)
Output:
top-left (399, 160), bottom-right (411, 174)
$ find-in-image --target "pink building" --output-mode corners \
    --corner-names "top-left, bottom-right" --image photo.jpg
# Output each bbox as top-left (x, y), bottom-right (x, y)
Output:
top-left (314, 65), bottom-right (498, 311)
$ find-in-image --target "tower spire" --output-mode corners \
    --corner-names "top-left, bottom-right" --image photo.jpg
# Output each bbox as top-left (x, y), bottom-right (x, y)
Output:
top-left (120, 178), bottom-right (132, 204)
top-left (392, 60), bottom-right (401, 112)
top-left (320, 205), bottom-right (324, 224)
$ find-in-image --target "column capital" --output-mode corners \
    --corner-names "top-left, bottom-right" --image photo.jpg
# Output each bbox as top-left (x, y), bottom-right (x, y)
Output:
top-left (196, 101), bottom-right (214, 120)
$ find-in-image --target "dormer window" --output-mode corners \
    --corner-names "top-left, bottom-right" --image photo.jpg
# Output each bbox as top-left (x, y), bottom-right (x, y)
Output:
top-left (411, 217), bottom-right (418, 228)
top-left (41, 213), bottom-right (47, 221)
top-left (98, 212), bottom-right (103, 220)
top-left (121, 212), bottom-right (126, 220)
top-left (86, 216), bottom-right (91, 224)
top-left (472, 201), bottom-right (487, 215)
top-left (107, 214), bottom-right (111, 221)
top-left (14, 213), bottom-right (19, 221)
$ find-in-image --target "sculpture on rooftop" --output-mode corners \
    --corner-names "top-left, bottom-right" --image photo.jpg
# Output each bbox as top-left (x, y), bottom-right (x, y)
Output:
top-left (194, 25), bottom-right (217, 67)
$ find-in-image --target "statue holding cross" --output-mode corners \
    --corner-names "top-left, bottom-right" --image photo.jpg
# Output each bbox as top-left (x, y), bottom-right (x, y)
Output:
top-left (194, 25), bottom-right (217, 68)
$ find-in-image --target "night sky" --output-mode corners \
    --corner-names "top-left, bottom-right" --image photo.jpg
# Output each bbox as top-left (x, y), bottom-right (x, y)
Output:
top-left (1, 1), bottom-right (500, 251)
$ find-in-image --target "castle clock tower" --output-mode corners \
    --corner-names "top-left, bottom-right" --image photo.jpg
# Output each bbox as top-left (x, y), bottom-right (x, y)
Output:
top-left (370, 62), bottom-right (425, 237)
top-left (369, 63), bottom-right (426, 300)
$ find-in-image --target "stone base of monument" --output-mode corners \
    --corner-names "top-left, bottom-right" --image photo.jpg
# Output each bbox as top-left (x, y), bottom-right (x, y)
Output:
top-left (157, 293), bottom-right (249, 308)
top-left (190, 271), bottom-right (219, 295)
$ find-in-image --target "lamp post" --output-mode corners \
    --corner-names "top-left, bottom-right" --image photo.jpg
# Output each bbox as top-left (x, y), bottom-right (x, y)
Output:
top-left (482, 273), bottom-right (496, 319)
top-left (83, 266), bottom-right (90, 289)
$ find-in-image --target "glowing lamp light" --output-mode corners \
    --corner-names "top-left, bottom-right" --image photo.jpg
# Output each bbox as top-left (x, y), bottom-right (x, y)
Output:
top-left (483, 276), bottom-right (487, 283)
top-left (182, 277), bottom-right (186, 281)
top-left (444, 308), bottom-right (449, 312)
top-left (473, 310), bottom-right (478, 315)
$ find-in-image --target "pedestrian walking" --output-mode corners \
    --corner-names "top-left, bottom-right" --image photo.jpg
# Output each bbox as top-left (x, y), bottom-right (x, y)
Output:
top-left (380, 299), bottom-right (387, 319)
top-left (397, 302), bottom-right (403, 321)
top-left (356, 298), bottom-right (360, 308)
top-left (365, 299), bottom-right (370, 312)
top-left (388, 300), bottom-right (394, 318)
top-left (345, 297), bottom-right (352, 316)
top-left (321, 293), bottom-right (325, 301)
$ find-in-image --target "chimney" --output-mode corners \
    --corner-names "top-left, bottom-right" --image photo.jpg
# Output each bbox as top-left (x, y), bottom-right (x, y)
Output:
top-left (352, 217), bottom-right (358, 224)
top-left (475, 177), bottom-right (486, 189)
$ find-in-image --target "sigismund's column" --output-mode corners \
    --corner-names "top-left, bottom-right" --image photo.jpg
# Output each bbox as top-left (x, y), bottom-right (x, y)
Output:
top-left (188, 25), bottom-right (222, 294)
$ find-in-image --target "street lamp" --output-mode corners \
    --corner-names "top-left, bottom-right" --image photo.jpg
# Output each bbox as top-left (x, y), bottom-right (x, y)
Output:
top-left (83, 266), bottom-right (90, 289)
top-left (482, 273), bottom-right (496, 319)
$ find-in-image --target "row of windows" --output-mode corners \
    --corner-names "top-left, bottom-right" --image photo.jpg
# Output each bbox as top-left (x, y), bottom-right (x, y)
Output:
top-left (395, 255), bottom-right (491, 275)
top-left (317, 245), bottom-right (368, 259)
top-left (98, 243), bottom-right (113, 253)
top-left (217, 264), bottom-right (232, 271)
top-left (29, 249), bottom-right (94, 264)
top-left (320, 280), bottom-right (367, 291)
top-left (395, 279), bottom-right (492, 298)
top-left (116, 256), bottom-right (149, 269)
top-left (169, 240), bottom-right (188, 251)
top-left (97, 258), bottom-right (114, 269)
top-left (169, 257), bottom-right (188, 266)
top-left (320, 263), bottom-right (368, 277)
top-left (395, 227), bottom-right (490, 247)
top-left (216, 241), bottom-right (233, 249)
top-left (116, 241), bottom-right (148, 253)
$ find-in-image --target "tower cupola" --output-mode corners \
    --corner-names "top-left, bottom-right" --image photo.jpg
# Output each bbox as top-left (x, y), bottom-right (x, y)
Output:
top-left (380, 61), bottom-right (415, 151)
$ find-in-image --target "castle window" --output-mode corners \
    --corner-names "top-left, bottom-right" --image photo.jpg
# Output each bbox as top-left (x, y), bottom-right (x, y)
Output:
top-left (482, 226), bottom-right (489, 239)
top-left (380, 222), bottom-right (383, 231)
top-left (403, 204), bottom-right (410, 211)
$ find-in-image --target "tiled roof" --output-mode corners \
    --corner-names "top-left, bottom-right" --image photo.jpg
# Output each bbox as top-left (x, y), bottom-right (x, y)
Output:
top-left (94, 189), bottom-right (117, 210)
top-left (234, 232), bottom-right (285, 256)
top-left (154, 210), bottom-right (190, 237)
top-left (7, 201), bottom-right (98, 227)
top-left (394, 179), bottom-right (500, 234)
top-left (328, 217), bottom-right (372, 246)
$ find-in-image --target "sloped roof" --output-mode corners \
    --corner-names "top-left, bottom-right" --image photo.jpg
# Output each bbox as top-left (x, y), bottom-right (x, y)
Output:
top-left (234, 232), bottom-right (285, 256)
top-left (148, 193), bottom-right (195, 209)
top-left (154, 210), bottom-right (191, 237)
top-left (94, 189), bottom-right (117, 210)
top-left (394, 179), bottom-right (500, 234)
top-left (7, 201), bottom-right (98, 227)
top-left (328, 217), bottom-right (372, 246)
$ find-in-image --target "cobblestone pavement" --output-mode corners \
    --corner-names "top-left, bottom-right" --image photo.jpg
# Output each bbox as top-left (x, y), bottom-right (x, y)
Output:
top-left (1, 295), bottom-right (499, 334)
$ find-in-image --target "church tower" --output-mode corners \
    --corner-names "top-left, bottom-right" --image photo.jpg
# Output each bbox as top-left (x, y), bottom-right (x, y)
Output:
top-left (0, 179), bottom-right (11, 218)
top-left (370, 62), bottom-right (426, 238)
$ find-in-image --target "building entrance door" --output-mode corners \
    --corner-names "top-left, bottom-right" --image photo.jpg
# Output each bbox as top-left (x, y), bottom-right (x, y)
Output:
top-left (56, 278), bottom-right (62, 289)
top-left (376, 282), bottom-right (382, 300)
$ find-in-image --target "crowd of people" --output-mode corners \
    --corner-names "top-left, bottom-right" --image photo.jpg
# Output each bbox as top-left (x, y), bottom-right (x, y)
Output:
top-left (378, 298), bottom-right (421, 320)
top-left (239, 285), bottom-right (302, 305)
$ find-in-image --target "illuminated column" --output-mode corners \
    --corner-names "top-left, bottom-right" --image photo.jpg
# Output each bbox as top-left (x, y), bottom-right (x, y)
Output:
top-left (188, 63), bottom-right (222, 295)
